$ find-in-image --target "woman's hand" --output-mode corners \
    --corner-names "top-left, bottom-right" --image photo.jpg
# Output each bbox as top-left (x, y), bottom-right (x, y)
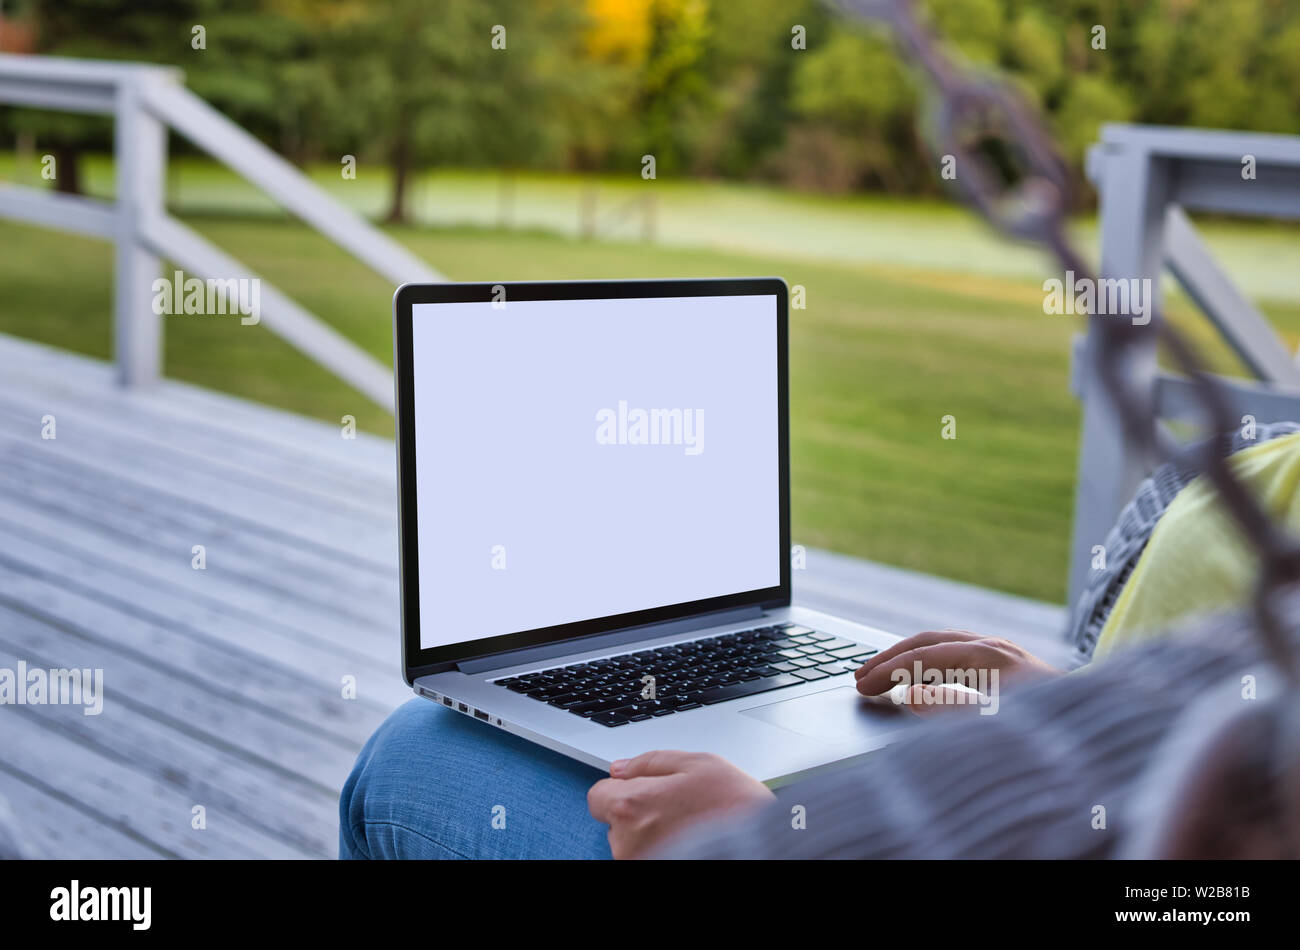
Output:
top-left (854, 629), bottom-right (1062, 715)
top-left (587, 750), bottom-right (774, 859)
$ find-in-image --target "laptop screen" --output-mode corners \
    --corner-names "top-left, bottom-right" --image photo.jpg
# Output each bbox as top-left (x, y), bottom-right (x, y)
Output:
top-left (409, 291), bottom-right (782, 652)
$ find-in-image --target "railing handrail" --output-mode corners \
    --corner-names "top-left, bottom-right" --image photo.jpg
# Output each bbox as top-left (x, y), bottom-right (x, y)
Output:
top-left (0, 53), bottom-right (178, 114)
top-left (1097, 123), bottom-right (1300, 166)
top-left (0, 53), bottom-right (179, 82)
top-left (0, 52), bottom-right (445, 411)
top-left (142, 80), bottom-right (442, 289)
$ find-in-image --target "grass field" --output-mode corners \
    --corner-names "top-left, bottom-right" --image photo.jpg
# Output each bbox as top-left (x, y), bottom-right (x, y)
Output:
top-left (3, 163), bottom-right (1298, 605)
top-left (5, 155), bottom-right (1300, 302)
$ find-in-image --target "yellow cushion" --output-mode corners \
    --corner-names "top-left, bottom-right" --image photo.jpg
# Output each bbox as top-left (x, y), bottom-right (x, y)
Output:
top-left (1094, 430), bottom-right (1300, 661)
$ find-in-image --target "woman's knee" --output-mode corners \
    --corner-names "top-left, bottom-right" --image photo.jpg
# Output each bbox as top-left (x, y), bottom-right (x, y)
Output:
top-left (339, 699), bottom-right (478, 858)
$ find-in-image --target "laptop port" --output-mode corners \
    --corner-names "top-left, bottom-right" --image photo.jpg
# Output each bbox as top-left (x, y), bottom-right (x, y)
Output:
top-left (474, 709), bottom-right (489, 721)
top-left (458, 703), bottom-right (468, 713)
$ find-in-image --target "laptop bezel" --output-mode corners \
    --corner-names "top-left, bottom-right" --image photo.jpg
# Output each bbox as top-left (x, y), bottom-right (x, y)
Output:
top-left (393, 278), bottom-right (791, 682)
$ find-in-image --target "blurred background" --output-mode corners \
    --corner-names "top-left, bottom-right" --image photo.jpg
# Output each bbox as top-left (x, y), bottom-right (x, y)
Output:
top-left (2, 0), bottom-right (1299, 605)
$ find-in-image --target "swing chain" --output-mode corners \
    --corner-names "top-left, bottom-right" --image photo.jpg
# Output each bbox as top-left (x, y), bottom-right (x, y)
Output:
top-left (835, 0), bottom-right (1300, 678)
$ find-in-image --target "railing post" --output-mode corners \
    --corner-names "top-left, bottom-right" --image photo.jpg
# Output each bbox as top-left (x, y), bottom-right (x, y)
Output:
top-left (1065, 143), bottom-right (1169, 611)
top-left (113, 76), bottom-right (167, 387)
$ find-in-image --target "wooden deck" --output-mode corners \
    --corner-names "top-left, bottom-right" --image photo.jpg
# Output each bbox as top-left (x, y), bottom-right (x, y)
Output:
top-left (0, 333), bottom-right (1066, 859)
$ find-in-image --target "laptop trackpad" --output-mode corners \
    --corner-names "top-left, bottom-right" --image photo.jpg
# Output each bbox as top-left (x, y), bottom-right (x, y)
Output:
top-left (738, 686), bottom-right (908, 743)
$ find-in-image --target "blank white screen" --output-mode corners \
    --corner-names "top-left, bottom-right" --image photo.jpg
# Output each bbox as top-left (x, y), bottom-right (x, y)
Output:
top-left (412, 294), bottom-right (780, 649)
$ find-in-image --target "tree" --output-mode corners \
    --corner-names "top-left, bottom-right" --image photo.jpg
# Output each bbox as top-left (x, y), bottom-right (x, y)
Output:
top-left (17, 0), bottom-right (207, 193)
top-left (322, 0), bottom-right (597, 224)
top-left (9, 0), bottom-right (1300, 204)
top-left (13, 0), bottom-right (325, 191)
top-left (782, 26), bottom-right (916, 192)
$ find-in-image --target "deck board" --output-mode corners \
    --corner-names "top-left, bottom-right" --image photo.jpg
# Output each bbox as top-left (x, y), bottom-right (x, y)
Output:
top-left (0, 463), bottom-right (399, 657)
top-left (0, 514), bottom-right (403, 700)
top-left (0, 640), bottom-right (334, 856)
top-left (2, 695), bottom-right (308, 859)
top-left (0, 332), bottom-right (1067, 858)
top-left (0, 600), bottom-right (372, 790)
top-left (0, 765), bottom-right (170, 860)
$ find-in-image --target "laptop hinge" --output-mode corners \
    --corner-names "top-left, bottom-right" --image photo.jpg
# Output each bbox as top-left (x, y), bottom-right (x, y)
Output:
top-left (456, 605), bottom-right (766, 675)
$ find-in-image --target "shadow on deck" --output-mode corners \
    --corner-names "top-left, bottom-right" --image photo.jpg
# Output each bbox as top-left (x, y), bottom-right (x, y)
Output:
top-left (0, 333), bottom-right (1066, 858)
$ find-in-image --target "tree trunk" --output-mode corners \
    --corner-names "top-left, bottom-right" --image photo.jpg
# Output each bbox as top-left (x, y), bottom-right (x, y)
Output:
top-left (385, 135), bottom-right (410, 225)
top-left (52, 144), bottom-right (81, 195)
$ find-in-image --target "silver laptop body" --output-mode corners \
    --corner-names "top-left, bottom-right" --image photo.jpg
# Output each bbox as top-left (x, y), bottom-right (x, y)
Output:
top-left (393, 278), bottom-right (911, 785)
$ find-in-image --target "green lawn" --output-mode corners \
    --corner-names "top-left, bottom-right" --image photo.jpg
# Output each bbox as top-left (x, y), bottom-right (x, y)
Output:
top-left (6, 154), bottom-right (1300, 302)
top-left (2, 167), bottom-right (1297, 605)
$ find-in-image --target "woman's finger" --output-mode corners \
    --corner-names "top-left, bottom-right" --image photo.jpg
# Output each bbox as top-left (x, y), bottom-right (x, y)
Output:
top-left (856, 640), bottom-right (996, 696)
top-left (854, 629), bottom-right (984, 683)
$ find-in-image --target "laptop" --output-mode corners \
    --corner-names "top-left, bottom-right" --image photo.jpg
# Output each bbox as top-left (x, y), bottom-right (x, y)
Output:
top-left (392, 278), bottom-right (910, 786)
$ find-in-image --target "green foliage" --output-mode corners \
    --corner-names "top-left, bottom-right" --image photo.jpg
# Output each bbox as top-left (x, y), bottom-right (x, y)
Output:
top-left (1054, 73), bottom-right (1133, 162)
top-left (309, 0), bottom-right (605, 219)
top-left (4, 0), bottom-right (1300, 198)
top-left (6, 0), bottom-right (328, 185)
top-left (7, 0), bottom-right (209, 174)
top-left (781, 30), bottom-right (916, 190)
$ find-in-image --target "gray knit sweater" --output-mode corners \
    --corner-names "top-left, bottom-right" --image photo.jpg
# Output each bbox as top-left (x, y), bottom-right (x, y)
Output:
top-left (663, 599), bottom-right (1288, 858)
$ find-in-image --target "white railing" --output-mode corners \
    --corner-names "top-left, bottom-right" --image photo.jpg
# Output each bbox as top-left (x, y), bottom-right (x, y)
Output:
top-left (0, 54), bottom-right (445, 410)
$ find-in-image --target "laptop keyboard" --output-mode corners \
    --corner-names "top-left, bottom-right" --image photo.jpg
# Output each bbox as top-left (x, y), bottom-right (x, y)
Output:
top-left (492, 623), bottom-right (879, 727)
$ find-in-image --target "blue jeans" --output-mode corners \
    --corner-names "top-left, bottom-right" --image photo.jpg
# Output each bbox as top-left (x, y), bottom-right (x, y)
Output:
top-left (339, 698), bottom-right (613, 859)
